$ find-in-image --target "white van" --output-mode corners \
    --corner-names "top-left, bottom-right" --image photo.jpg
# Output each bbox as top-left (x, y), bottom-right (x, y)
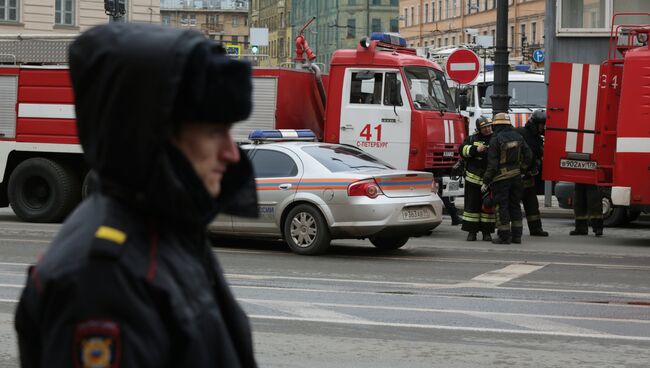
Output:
top-left (455, 71), bottom-right (547, 129)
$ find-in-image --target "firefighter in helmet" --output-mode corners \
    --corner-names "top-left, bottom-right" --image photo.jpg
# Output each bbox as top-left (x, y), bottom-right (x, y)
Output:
top-left (482, 113), bottom-right (533, 244)
top-left (516, 109), bottom-right (549, 236)
top-left (571, 184), bottom-right (604, 236)
top-left (459, 116), bottom-right (495, 241)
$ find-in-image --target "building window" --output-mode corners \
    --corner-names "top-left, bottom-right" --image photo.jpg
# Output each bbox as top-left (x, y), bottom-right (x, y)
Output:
top-left (372, 18), bottom-right (381, 32)
top-left (162, 15), bottom-right (171, 25)
top-left (444, 37), bottom-right (448, 45)
top-left (445, 0), bottom-right (449, 19)
top-left (531, 21), bottom-right (537, 45)
top-left (347, 18), bottom-right (356, 38)
top-left (0, 0), bottom-right (18, 22)
top-left (390, 0), bottom-right (398, 6)
top-left (425, 3), bottom-right (429, 22)
top-left (390, 18), bottom-right (398, 32)
top-left (410, 6), bottom-right (414, 25)
top-left (232, 35), bottom-right (239, 44)
top-left (484, 0), bottom-right (488, 11)
top-left (404, 7), bottom-right (408, 27)
top-left (432, 1), bottom-right (435, 21)
top-left (452, 0), bottom-right (457, 17)
top-left (372, 0), bottom-right (380, 5)
top-left (557, 0), bottom-right (650, 36)
top-left (350, 0), bottom-right (356, 5)
top-left (232, 15), bottom-right (238, 26)
top-left (55, 0), bottom-right (74, 25)
top-left (452, 36), bottom-right (455, 45)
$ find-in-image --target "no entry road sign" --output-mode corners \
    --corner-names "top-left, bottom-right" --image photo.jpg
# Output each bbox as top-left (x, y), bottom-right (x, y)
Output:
top-left (445, 49), bottom-right (480, 84)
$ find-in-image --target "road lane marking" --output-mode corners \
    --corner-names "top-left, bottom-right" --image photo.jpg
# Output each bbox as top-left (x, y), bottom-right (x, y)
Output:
top-left (239, 298), bottom-right (650, 325)
top-left (247, 315), bottom-right (650, 342)
top-left (214, 249), bottom-right (650, 271)
top-left (0, 238), bottom-right (51, 244)
top-left (245, 299), bottom-right (369, 323)
top-left (467, 264), bottom-right (547, 286)
top-left (472, 314), bottom-right (604, 335)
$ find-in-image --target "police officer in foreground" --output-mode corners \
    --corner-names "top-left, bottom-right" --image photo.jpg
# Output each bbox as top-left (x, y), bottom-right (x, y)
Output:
top-left (482, 113), bottom-right (533, 244)
top-left (571, 184), bottom-right (604, 236)
top-left (516, 110), bottom-right (549, 236)
top-left (459, 116), bottom-right (495, 241)
top-left (15, 23), bottom-right (259, 367)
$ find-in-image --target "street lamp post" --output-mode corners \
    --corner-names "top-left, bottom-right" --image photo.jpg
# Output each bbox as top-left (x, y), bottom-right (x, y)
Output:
top-left (492, 0), bottom-right (510, 114)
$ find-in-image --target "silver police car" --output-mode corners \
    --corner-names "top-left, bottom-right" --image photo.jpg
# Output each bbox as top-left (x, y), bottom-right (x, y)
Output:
top-left (209, 130), bottom-right (443, 255)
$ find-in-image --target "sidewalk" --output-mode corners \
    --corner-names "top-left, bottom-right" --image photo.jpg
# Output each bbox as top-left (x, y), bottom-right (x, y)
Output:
top-left (452, 195), bottom-right (574, 219)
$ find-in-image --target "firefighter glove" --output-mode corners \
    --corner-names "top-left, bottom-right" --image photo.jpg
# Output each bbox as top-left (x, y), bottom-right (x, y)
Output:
top-left (480, 184), bottom-right (489, 193)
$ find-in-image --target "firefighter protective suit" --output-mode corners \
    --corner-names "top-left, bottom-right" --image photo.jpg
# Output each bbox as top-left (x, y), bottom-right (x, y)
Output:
top-left (516, 110), bottom-right (549, 236)
top-left (459, 116), bottom-right (495, 241)
top-left (571, 183), bottom-right (604, 236)
top-left (483, 113), bottom-right (533, 244)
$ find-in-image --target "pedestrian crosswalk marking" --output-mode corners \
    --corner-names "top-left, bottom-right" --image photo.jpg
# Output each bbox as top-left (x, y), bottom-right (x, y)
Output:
top-left (469, 263), bottom-right (547, 286)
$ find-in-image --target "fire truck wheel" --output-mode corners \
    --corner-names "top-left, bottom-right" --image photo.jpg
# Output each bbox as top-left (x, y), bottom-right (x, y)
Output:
top-left (283, 204), bottom-right (331, 255)
top-left (602, 194), bottom-right (628, 227)
top-left (8, 158), bottom-right (81, 223)
top-left (369, 236), bottom-right (409, 250)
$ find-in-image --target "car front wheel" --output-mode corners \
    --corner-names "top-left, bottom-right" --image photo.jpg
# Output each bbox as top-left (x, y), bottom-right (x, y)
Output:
top-left (370, 236), bottom-right (409, 250)
top-left (283, 204), bottom-right (331, 255)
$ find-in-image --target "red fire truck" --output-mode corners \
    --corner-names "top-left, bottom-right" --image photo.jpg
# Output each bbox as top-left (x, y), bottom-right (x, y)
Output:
top-left (0, 32), bottom-right (466, 223)
top-left (240, 32), bottom-right (467, 194)
top-left (543, 13), bottom-right (650, 225)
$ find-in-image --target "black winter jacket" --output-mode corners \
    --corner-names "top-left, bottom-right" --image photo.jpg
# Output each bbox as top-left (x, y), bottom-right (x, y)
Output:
top-left (516, 118), bottom-right (544, 172)
top-left (459, 133), bottom-right (492, 185)
top-left (483, 125), bottom-right (533, 185)
top-left (15, 23), bottom-right (259, 368)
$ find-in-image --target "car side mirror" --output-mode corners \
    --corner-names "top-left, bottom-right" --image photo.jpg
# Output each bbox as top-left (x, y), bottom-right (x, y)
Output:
top-left (456, 88), bottom-right (468, 110)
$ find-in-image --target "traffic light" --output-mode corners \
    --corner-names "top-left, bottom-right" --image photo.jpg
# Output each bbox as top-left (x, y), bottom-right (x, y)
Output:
top-left (251, 45), bottom-right (259, 54)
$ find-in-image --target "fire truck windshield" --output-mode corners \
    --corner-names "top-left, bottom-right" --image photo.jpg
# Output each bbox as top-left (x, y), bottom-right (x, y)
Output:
top-left (404, 66), bottom-right (456, 112)
top-left (478, 81), bottom-right (547, 109)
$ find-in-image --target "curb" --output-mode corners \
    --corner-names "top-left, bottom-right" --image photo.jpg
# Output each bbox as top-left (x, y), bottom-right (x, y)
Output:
top-left (454, 205), bottom-right (575, 219)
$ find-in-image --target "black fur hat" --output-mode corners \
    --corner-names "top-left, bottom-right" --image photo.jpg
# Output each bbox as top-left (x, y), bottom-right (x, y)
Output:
top-left (173, 41), bottom-right (253, 126)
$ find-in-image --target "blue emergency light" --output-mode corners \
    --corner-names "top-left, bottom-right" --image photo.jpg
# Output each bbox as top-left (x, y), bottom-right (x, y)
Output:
top-left (248, 129), bottom-right (317, 143)
top-left (370, 32), bottom-right (407, 47)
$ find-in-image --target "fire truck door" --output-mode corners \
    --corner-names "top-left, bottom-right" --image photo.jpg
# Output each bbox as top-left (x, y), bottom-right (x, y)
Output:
top-left (543, 62), bottom-right (601, 184)
top-left (339, 69), bottom-right (411, 169)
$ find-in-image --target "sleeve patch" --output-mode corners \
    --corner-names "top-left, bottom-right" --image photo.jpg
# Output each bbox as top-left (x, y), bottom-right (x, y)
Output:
top-left (74, 320), bottom-right (121, 368)
top-left (95, 226), bottom-right (127, 245)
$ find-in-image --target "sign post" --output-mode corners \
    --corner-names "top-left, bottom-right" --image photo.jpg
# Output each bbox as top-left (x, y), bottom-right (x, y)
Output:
top-left (445, 49), bottom-right (481, 85)
top-left (533, 49), bottom-right (545, 63)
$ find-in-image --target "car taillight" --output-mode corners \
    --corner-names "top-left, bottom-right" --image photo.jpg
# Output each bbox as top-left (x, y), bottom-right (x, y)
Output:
top-left (348, 179), bottom-right (383, 199)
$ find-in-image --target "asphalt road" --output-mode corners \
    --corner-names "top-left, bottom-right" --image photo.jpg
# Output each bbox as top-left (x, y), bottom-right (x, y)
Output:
top-left (0, 208), bottom-right (648, 367)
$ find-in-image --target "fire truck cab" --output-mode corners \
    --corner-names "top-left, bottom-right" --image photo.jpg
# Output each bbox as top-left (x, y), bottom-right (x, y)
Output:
top-left (543, 13), bottom-right (650, 225)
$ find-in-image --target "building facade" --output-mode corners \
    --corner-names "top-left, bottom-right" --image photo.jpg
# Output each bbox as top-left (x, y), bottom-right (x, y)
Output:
top-left (400, 0), bottom-right (544, 61)
top-left (292, 0), bottom-right (400, 70)
top-left (0, 0), bottom-right (159, 33)
top-left (161, 0), bottom-right (249, 46)
top-left (544, 0), bottom-right (650, 73)
top-left (250, 0), bottom-right (291, 67)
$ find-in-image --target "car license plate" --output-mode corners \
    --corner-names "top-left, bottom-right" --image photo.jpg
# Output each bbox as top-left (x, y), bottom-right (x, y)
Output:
top-left (447, 181), bottom-right (459, 192)
top-left (559, 158), bottom-right (597, 170)
top-left (402, 208), bottom-right (431, 220)
top-left (444, 151), bottom-right (455, 157)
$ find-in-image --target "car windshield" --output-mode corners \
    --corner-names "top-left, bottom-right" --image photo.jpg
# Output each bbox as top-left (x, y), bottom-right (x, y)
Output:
top-left (478, 81), bottom-right (547, 108)
top-left (301, 145), bottom-right (394, 173)
top-left (403, 66), bottom-right (456, 112)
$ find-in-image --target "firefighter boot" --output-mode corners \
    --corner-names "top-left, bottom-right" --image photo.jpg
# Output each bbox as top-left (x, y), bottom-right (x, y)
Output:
top-left (592, 219), bottom-right (604, 237)
top-left (492, 230), bottom-right (511, 244)
top-left (511, 226), bottom-right (523, 244)
top-left (570, 220), bottom-right (589, 236)
top-left (466, 232), bottom-right (477, 241)
top-left (529, 228), bottom-right (549, 236)
top-left (482, 232), bottom-right (492, 242)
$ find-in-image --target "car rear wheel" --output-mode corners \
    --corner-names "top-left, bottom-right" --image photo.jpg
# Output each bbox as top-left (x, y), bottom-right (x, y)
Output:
top-left (8, 158), bottom-right (81, 223)
top-left (602, 196), bottom-right (628, 227)
top-left (283, 204), bottom-right (331, 255)
top-left (370, 236), bottom-right (409, 250)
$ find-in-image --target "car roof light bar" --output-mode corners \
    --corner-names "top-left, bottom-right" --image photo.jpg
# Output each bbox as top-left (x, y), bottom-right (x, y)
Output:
top-left (248, 129), bottom-right (317, 143)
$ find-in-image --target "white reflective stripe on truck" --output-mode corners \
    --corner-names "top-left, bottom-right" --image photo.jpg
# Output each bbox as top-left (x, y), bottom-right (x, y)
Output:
top-left (18, 103), bottom-right (76, 119)
top-left (616, 138), bottom-right (650, 153)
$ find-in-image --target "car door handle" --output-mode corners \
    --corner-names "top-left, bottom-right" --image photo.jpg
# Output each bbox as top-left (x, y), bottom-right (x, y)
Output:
top-left (278, 183), bottom-right (292, 190)
top-left (340, 124), bottom-right (353, 131)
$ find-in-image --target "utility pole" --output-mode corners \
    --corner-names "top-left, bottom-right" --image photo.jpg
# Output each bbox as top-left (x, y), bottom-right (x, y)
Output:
top-left (492, 0), bottom-right (510, 114)
top-left (366, 0), bottom-right (370, 36)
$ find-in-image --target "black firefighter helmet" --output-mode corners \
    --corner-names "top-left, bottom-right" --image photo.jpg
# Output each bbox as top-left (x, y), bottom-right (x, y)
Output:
top-left (530, 109), bottom-right (546, 125)
top-left (475, 116), bottom-right (493, 132)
